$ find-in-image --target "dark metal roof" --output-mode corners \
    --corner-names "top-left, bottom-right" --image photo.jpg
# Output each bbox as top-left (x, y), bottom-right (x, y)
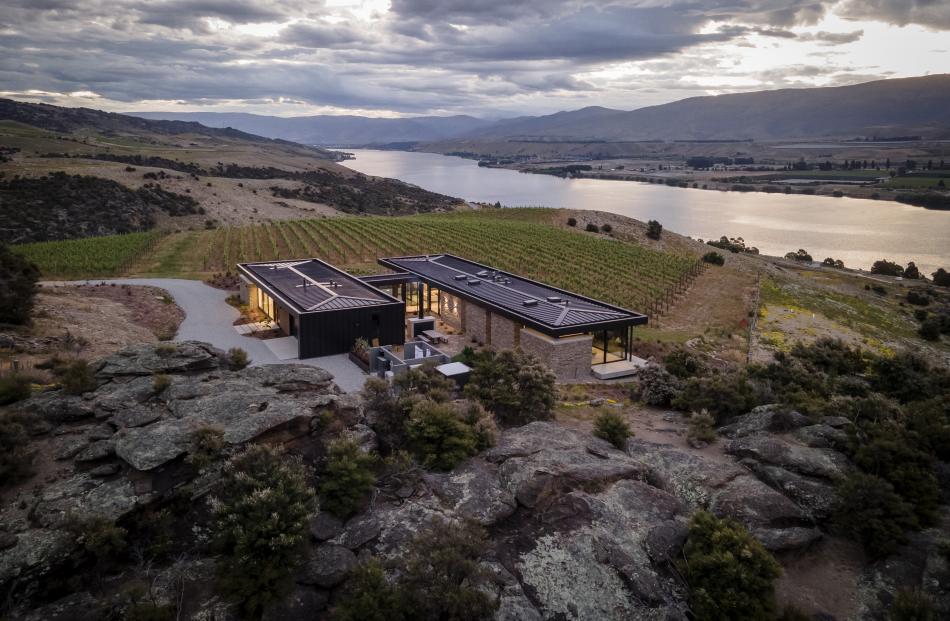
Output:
top-left (238, 259), bottom-right (401, 314)
top-left (359, 272), bottom-right (419, 287)
top-left (378, 254), bottom-right (647, 335)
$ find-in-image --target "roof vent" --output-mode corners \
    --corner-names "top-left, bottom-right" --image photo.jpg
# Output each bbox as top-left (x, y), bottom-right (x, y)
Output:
top-left (467, 279), bottom-right (481, 286)
top-left (476, 270), bottom-right (489, 277)
top-left (547, 296), bottom-right (562, 303)
top-left (453, 274), bottom-right (467, 281)
top-left (523, 299), bottom-right (538, 307)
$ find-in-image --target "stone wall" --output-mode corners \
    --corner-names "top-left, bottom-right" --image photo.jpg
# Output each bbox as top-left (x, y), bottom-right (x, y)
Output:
top-left (438, 292), bottom-right (464, 331)
top-left (490, 313), bottom-right (520, 349)
top-left (464, 301), bottom-right (490, 345)
top-left (520, 328), bottom-right (592, 381)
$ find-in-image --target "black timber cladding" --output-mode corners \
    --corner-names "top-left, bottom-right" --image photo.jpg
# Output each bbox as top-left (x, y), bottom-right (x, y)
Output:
top-left (378, 254), bottom-right (648, 336)
top-left (237, 259), bottom-right (405, 359)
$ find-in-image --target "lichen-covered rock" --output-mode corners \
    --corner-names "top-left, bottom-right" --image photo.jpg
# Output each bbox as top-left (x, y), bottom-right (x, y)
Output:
top-left (744, 462), bottom-right (838, 521)
top-left (262, 586), bottom-right (329, 621)
top-left (424, 459), bottom-right (517, 526)
top-left (298, 543), bottom-right (357, 588)
top-left (335, 514), bottom-right (382, 549)
top-left (16, 591), bottom-right (100, 621)
top-left (793, 424), bottom-right (849, 450)
top-left (718, 405), bottom-right (810, 439)
top-left (94, 341), bottom-right (227, 379)
top-left (309, 512), bottom-right (344, 541)
top-left (74, 438), bottom-right (115, 462)
top-left (0, 528), bottom-right (74, 587)
top-left (725, 433), bottom-right (849, 480)
top-left (19, 392), bottom-right (95, 423)
top-left (32, 473), bottom-right (148, 528)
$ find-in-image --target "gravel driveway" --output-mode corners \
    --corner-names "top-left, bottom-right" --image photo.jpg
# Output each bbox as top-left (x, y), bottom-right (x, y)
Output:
top-left (41, 278), bottom-right (369, 392)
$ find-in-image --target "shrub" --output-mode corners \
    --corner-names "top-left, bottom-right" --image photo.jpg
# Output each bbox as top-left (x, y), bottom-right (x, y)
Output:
top-left (362, 376), bottom-right (412, 452)
top-left (331, 559), bottom-right (404, 621)
top-left (407, 400), bottom-right (476, 471)
top-left (634, 364), bottom-right (681, 407)
top-left (566, 217), bottom-right (577, 227)
top-left (186, 425), bottom-right (225, 471)
top-left (0, 373), bottom-right (33, 405)
top-left (790, 337), bottom-right (866, 376)
top-left (834, 472), bottom-right (917, 558)
top-left (906, 396), bottom-right (950, 460)
top-left (913, 308), bottom-right (928, 322)
top-left (465, 349), bottom-right (556, 425)
top-left (678, 511), bottom-right (781, 621)
top-left (397, 520), bottom-right (498, 621)
top-left (919, 317), bottom-right (941, 341)
top-left (932, 268), bottom-right (950, 287)
top-left (674, 372), bottom-right (759, 423)
top-left (702, 251), bottom-right (724, 265)
top-left (60, 359), bottom-right (97, 395)
top-left (687, 410), bottom-right (717, 447)
top-left (458, 401), bottom-right (497, 452)
top-left (585, 222), bottom-right (599, 233)
top-left (394, 364), bottom-right (455, 402)
top-left (68, 515), bottom-right (128, 563)
top-left (646, 219), bottom-right (663, 240)
top-left (852, 426), bottom-right (940, 525)
top-left (889, 589), bottom-right (935, 621)
top-left (151, 373), bottom-right (171, 394)
top-left (318, 439), bottom-right (377, 518)
top-left (593, 410), bottom-right (631, 449)
top-left (785, 249), bottom-right (813, 262)
top-left (212, 445), bottom-right (315, 616)
top-left (870, 351), bottom-right (944, 403)
top-left (906, 290), bottom-right (930, 306)
top-left (903, 262), bottom-right (921, 280)
top-left (664, 349), bottom-right (706, 379)
top-left (0, 242), bottom-right (40, 325)
top-left (0, 409), bottom-right (38, 485)
top-left (600, 223), bottom-right (612, 233)
top-left (227, 347), bottom-right (249, 371)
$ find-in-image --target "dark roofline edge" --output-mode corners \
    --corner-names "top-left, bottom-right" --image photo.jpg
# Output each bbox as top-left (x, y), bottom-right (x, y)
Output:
top-left (237, 259), bottom-right (403, 315)
top-left (378, 254), bottom-right (648, 337)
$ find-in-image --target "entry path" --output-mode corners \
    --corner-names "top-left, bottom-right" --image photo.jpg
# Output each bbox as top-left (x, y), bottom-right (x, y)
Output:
top-left (41, 278), bottom-right (368, 392)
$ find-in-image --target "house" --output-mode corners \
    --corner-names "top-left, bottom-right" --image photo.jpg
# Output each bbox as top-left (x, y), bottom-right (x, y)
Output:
top-left (376, 254), bottom-right (648, 380)
top-left (237, 259), bottom-right (405, 359)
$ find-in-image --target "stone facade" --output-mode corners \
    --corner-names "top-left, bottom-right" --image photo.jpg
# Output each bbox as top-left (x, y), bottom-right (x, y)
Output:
top-left (490, 313), bottom-right (520, 350)
top-left (520, 328), bottom-right (592, 381)
top-left (438, 292), bottom-right (464, 331)
top-left (464, 300), bottom-right (490, 345)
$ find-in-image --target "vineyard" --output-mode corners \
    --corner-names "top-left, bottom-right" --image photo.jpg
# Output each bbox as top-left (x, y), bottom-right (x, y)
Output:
top-left (12, 231), bottom-right (163, 279)
top-left (14, 210), bottom-right (702, 315)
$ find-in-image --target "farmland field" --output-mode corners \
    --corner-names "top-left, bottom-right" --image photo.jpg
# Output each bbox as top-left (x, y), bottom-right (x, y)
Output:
top-left (12, 231), bottom-right (163, 279)
top-left (13, 209), bottom-right (701, 315)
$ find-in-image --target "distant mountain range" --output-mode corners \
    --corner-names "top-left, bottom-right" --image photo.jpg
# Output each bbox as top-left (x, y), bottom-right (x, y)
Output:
top-left (132, 74), bottom-right (950, 146)
top-left (130, 111), bottom-right (494, 147)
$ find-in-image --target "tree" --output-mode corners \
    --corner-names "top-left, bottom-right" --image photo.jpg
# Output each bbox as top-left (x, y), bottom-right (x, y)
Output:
top-left (212, 445), bottom-right (315, 616)
top-left (406, 400), bottom-right (477, 471)
top-left (464, 349), bottom-right (556, 425)
top-left (679, 511), bottom-right (781, 621)
top-left (664, 349), bottom-right (706, 379)
top-left (634, 364), bottom-right (681, 407)
top-left (0, 243), bottom-right (40, 325)
top-left (871, 260), bottom-right (904, 277)
top-left (904, 262), bottom-right (921, 280)
top-left (932, 268), bottom-right (950, 287)
top-left (702, 251), bottom-right (725, 266)
top-left (319, 440), bottom-right (377, 518)
top-left (646, 219), bottom-right (663, 240)
top-left (784, 249), bottom-right (813, 262)
top-left (593, 410), bottom-right (631, 449)
top-left (834, 472), bottom-right (917, 558)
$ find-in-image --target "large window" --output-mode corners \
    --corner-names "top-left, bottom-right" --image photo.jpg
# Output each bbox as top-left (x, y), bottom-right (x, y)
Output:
top-left (256, 287), bottom-right (275, 320)
top-left (591, 327), bottom-right (630, 366)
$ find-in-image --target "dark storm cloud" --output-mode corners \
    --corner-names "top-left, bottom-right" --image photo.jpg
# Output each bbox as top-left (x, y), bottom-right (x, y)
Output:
top-left (0, 0), bottom-right (944, 115)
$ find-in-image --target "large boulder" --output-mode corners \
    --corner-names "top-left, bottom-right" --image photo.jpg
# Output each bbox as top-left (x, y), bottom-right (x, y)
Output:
top-left (628, 439), bottom-right (820, 552)
top-left (424, 459), bottom-right (517, 526)
top-left (94, 341), bottom-right (227, 379)
top-left (725, 433), bottom-right (849, 480)
top-left (718, 404), bottom-right (811, 439)
top-left (297, 543), bottom-right (357, 588)
top-left (32, 473), bottom-right (148, 528)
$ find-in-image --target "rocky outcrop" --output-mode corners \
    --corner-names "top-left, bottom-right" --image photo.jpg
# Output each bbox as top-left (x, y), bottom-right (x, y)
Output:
top-left (94, 341), bottom-right (227, 379)
top-left (717, 404), bottom-right (810, 439)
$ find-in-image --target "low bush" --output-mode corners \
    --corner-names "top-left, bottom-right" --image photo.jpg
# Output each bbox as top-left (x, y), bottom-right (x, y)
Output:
top-left (702, 251), bottom-right (724, 266)
top-left (687, 410), bottom-right (717, 447)
top-left (458, 401), bottom-right (497, 451)
top-left (465, 349), bottom-right (556, 426)
top-left (0, 373), bottom-right (33, 405)
top-left (790, 337), bottom-right (866, 376)
top-left (679, 511), bottom-right (781, 621)
top-left (834, 472), bottom-right (917, 558)
top-left (227, 347), bottom-right (249, 371)
top-left (212, 445), bottom-right (315, 616)
top-left (646, 219), bottom-right (662, 240)
top-left (151, 373), bottom-right (171, 394)
top-left (0, 242), bottom-right (40, 325)
top-left (318, 439), bottom-right (377, 518)
top-left (663, 349), bottom-right (706, 379)
top-left (67, 515), bottom-right (128, 564)
top-left (673, 372), bottom-right (759, 423)
top-left (906, 290), bottom-right (930, 306)
top-left (407, 400), bottom-right (477, 471)
top-left (600, 223), bottom-right (612, 233)
top-left (633, 364), bottom-right (681, 407)
top-left (566, 217), bottom-right (577, 227)
top-left (186, 425), bottom-right (225, 471)
top-left (585, 222), bottom-right (599, 233)
top-left (331, 559), bottom-right (404, 621)
top-left (0, 409), bottom-right (38, 485)
top-left (593, 410), bottom-right (631, 449)
top-left (889, 589), bottom-right (935, 621)
top-left (919, 317), bottom-right (941, 341)
top-left (60, 359), bottom-right (97, 395)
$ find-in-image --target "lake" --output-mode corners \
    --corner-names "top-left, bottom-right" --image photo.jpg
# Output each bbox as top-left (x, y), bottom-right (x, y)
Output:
top-left (341, 149), bottom-right (950, 274)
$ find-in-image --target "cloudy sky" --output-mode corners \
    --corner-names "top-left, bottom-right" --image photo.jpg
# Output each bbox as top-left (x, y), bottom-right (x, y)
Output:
top-left (1, 0), bottom-right (948, 118)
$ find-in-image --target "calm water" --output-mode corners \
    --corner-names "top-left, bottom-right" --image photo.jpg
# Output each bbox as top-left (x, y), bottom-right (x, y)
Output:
top-left (342, 149), bottom-right (950, 274)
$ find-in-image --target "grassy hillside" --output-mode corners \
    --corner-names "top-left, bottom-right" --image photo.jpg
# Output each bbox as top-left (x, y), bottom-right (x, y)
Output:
top-left (14, 209), bottom-right (701, 316)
